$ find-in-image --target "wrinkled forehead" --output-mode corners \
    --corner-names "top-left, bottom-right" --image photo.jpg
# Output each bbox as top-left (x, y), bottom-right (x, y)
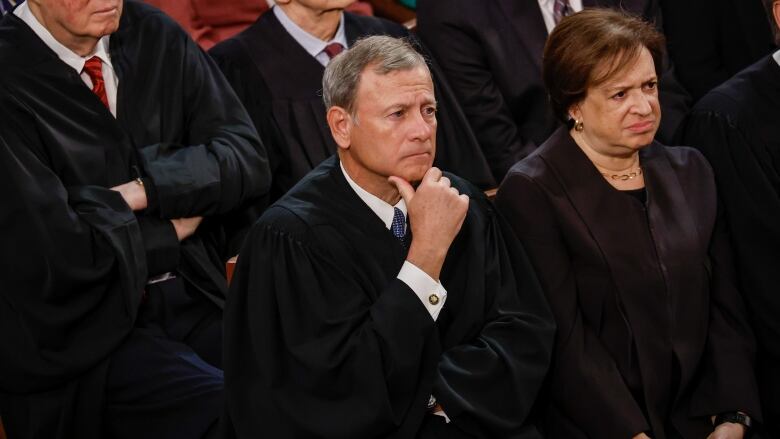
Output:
top-left (589, 46), bottom-right (656, 89)
top-left (355, 64), bottom-right (435, 105)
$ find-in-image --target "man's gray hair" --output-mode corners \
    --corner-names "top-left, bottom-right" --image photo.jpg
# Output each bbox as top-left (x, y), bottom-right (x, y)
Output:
top-left (322, 35), bottom-right (430, 115)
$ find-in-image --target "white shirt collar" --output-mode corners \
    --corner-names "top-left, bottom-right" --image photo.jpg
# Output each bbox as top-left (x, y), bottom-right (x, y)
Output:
top-left (340, 161), bottom-right (407, 231)
top-left (273, 5), bottom-right (347, 60)
top-left (15, 1), bottom-right (113, 74)
top-left (773, 49), bottom-right (780, 68)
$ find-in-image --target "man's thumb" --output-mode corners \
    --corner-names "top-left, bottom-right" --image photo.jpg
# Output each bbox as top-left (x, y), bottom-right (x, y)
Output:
top-left (388, 176), bottom-right (415, 204)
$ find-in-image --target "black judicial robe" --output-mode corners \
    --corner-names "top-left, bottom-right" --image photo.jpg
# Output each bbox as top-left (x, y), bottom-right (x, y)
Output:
top-left (496, 128), bottom-right (761, 438)
top-left (416, 0), bottom-right (692, 181)
top-left (225, 156), bottom-right (555, 438)
top-left (209, 10), bottom-right (496, 202)
top-left (661, 0), bottom-right (775, 102)
top-left (0, 1), bottom-right (269, 436)
top-left (682, 55), bottom-right (780, 435)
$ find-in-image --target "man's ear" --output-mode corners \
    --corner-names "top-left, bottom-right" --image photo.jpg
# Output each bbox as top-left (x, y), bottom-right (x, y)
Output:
top-left (327, 106), bottom-right (352, 151)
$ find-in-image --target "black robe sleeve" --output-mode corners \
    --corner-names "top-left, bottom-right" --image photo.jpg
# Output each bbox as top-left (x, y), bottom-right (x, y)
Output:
top-left (225, 208), bottom-right (439, 438)
top-left (689, 201), bottom-right (762, 421)
top-left (431, 199), bottom-right (555, 437)
top-left (0, 129), bottom-right (146, 393)
top-left (496, 173), bottom-right (651, 438)
top-left (137, 28), bottom-right (270, 221)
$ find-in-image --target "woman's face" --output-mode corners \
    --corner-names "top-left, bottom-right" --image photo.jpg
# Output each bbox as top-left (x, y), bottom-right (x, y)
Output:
top-left (570, 47), bottom-right (660, 156)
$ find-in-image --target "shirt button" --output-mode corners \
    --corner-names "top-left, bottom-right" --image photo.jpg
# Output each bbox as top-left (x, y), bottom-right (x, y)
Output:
top-left (428, 294), bottom-right (440, 305)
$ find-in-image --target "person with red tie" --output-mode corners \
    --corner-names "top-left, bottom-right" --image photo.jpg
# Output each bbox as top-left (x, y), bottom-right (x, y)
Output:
top-left (209, 0), bottom-right (496, 205)
top-left (0, 1), bottom-right (270, 438)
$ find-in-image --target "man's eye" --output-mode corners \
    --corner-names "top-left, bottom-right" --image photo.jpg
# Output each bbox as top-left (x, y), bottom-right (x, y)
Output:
top-left (644, 81), bottom-right (658, 90)
top-left (423, 106), bottom-right (437, 116)
top-left (390, 110), bottom-right (404, 118)
top-left (612, 91), bottom-right (626, 100)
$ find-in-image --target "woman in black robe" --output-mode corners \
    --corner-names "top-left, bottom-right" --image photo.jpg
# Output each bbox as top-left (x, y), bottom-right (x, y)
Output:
top-left (496, 9), bottom-right (761, 439)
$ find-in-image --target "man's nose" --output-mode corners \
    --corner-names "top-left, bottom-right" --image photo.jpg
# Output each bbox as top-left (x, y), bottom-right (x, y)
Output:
top-left (408, 110), bottom-right (435, 141)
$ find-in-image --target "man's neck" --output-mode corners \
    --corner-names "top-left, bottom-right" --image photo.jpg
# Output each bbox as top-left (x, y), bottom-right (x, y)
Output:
top-left (341, 157), bottom-right (402, 206)
top-left (27, 3), bottom-right (98, 56)
top-left (277, 3), bottom-right (342, 41)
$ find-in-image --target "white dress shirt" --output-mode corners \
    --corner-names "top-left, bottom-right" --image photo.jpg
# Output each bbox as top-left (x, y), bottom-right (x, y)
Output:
top-left (773, 49), bottom-right (780, 67)
top-left (340, 162), bottom-right (448, 320)
top-left (537, 0), bottom-right (584, 34)
top-left (274, 5), bottom-right (348, 66)
top-left (15, 2), bottom-right (119, 117)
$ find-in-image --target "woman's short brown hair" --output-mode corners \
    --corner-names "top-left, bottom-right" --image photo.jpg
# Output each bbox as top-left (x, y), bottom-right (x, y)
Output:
top-left (542, 8), bottom-right (666, 124)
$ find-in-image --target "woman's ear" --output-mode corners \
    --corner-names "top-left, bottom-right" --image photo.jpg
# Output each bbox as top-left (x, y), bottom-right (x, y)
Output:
top-left (568, 104), bottom-right (582, 123)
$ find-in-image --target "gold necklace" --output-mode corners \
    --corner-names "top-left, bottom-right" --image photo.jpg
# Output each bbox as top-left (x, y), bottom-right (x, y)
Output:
top-left (600, 166), bottom-right (642, 181)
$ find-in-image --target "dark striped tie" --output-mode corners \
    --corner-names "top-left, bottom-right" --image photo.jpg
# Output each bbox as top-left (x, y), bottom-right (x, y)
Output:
top-left (553, 0), bottom-right (572, 25)
top-left (1, 0), bottom-right (18, 15)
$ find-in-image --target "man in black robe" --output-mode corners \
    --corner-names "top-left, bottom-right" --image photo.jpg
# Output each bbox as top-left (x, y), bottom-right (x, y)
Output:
top-left (209, 0), bottom-right (495, 203)
top-left (225, 35), bottom-right (555, 438)
top-left (681, 0), bottom-right (780, 435)
top-left (0, 0), bottom-right (270, 438)
top-left (662, 0), bottom-right (775, 102)
top-left (416, 0), bottom-right (692, 181)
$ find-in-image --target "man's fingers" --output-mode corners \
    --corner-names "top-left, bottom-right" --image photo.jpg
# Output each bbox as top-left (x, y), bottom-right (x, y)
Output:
top-left (388, 176), bottom-right (416, 204)
top-left (439, 176), bottom-right (451, 188)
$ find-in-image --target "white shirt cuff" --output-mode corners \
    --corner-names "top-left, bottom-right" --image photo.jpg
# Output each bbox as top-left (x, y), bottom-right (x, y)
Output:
top-left (397, 261), bottom-right (447, 320)
top-left (432, 409), bottom-right (451, 423)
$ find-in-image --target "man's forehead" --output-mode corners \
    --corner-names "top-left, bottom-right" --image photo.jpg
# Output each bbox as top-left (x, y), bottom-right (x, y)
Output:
top-left (357, 66), bottom-right (434, 95)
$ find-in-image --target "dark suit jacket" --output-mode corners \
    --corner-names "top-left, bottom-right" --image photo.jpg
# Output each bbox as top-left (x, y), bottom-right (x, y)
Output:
top-left (495, 127), bottom-right (760, 439)
top-left (210, 10), bottom-right (495, 203)
top-left (661, 0), bottom-right (775, 102)
top-left (416, 0), bottom-right (691, 181)
top-left (682, 55), bottom-right (780, 436)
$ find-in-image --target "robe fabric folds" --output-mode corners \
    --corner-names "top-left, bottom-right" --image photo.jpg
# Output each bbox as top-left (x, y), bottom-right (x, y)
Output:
top-left (0, 1), bottom-right (269, 437)
top-left (209, 10), bottom-right (496, 203)
top-left (682, 55), bottom-right (780, 436)
top-left (225, 156), bottom-right (555, 438)
top-left (496, 128), bottom-right (761, 438)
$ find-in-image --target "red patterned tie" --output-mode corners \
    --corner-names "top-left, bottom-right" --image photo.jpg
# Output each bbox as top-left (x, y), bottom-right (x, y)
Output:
top-left (323, 42), bottom-right (344, 59)
top-left (82, 56), bottom-right (109, 109)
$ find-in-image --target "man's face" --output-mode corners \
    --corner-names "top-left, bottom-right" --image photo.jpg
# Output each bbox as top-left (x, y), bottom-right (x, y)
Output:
top-left (346, 65), bottom-right (437, 185)
top-left (29, 0), bottom-right (122, 51)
